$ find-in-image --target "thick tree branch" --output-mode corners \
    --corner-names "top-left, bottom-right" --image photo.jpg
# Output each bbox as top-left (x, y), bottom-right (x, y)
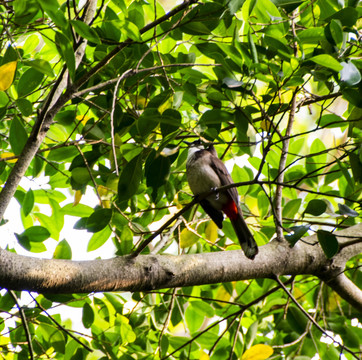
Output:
top-left (1, 224), bottom-right (361, 311)
top-left (320, 273), bottom-right (362, 312)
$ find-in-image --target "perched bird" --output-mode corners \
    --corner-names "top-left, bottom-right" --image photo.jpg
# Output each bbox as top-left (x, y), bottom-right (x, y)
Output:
top-left (185, 140), bottom-right (258, 259)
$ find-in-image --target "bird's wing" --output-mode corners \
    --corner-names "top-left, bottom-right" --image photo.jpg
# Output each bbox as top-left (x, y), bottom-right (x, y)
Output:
top-left (199, 199), bottom-right (224, 228)
top-left (209, 156), bottom-right (240, 206)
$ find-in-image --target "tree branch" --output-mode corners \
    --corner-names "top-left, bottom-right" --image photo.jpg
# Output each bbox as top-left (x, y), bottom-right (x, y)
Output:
top-left (320, 273), bottom-right (362, 313)
top-left (1, 224), bottom-right (361, 311)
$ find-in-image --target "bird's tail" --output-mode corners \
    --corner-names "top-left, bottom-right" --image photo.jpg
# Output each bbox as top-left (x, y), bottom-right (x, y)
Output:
top-left (230, 213), bottom-right (258, 260)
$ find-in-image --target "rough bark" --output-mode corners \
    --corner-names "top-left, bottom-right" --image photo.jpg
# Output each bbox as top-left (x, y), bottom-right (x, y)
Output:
top-left (1, 224), bottom-right (361, 311)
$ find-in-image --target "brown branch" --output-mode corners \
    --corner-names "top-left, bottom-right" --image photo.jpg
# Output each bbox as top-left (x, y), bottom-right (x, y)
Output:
top-left (275, 89), bottom-right (298, 241)
top-left (319, 273), bottom-right (362, 314)
top-left (72, 63), bottom-right (221, 99)
top-left (9, 290), bottom-right (34, 360)
top-left (1, 224), bottom-right (360, 311)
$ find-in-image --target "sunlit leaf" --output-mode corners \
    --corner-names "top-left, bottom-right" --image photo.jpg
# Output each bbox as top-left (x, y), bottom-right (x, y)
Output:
top-left (180, 228), bottom-right (199, 248)
top-left (87, 225), bottom-right (112, 251)
top-left (0, 61), bottom-right (17, 91)
top-left (241, 344), bottom-right (274, 360)
top-left (53, 239), bottom-right (72, 259)
top-left (309, 55), bottom-right (343, 71)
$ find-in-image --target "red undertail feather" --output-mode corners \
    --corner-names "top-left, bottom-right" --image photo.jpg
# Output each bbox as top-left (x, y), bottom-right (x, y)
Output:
top-left (222, 200), bottom-right (239, 220)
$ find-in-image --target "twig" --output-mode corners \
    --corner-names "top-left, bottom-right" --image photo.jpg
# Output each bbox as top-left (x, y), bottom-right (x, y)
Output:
top-left (110, 75), bottom-right (124, 176)
top-left (132, 196), bottom-right (199, 256)
top-left (30, 294), bottom-right (93, 353)
top-left (9, 291), bottom-right (34, 360)
top-left (274, 89), bottom-right (298, 241)
top-left (72, 63), bottom-right (221, 99)
top-left (74, 143), bottom-right (102, 205)
top-left (158, 288), bottom-right (177, 355)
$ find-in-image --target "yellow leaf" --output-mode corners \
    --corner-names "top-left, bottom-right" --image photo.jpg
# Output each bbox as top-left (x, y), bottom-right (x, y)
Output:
top-left (200, 351), bottom-right (209, 360)
top-left (205, 221), bottom-right (218, 243)
top-left (105, 174), bottom-right (119, 192)
top-left (0, 152), bottom-right (17, 163)
top-left (102, 200), bottom-right (111, 208)
top-left (73, 190), bottom-right (82, 206)
top-left (97, 185), bottom-right (109, 197)
top-left (158, 97), bottom-right (172, 114)
top-left (180, 227), bottom-right (199, 248)
top-left (0, 61), bottom-right (17, 91)
top-left (260, 120), bottom-right (273, 132)
top-left (241, 344), bottom-right (274, 360)
top-left (215, 286), bottom-right (231, 305)
top-left (76, 114), bottom-right (90, 125)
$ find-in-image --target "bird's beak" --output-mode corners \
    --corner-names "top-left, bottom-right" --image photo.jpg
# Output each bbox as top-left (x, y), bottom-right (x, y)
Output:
top-left (183, 140), bottom-right (192, 146)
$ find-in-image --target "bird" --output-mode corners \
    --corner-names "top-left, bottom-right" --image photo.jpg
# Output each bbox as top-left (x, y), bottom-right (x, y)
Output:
top-left (185, 139), bottom-right (258, 259)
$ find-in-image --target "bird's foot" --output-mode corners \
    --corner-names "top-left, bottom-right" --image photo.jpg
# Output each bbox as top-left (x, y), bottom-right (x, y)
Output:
top-left (211, 187), bottom-right (219, 200)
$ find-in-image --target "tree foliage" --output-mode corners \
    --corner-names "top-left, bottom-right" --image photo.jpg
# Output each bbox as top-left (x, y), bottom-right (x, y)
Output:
top-left (0, 0), bottom-right (361, 359)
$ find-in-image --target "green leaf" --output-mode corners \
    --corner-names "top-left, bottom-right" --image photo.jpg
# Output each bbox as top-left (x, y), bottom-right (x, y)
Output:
top-left (190, 301), bottom-right (214, 318)
top-left (282, 199), bottom-right (302, 219)
top-left (82, 302), bottom-right (94, 328)
top-left (317, 230), bottom-right (339, 259)
top-left (340, 61), bottom-right (361, 87)
top-left (337, 159), bottom-right (354, 190)
top-left (228, 0), bottom-right (245, 14)
top-left (326, 7), bottom-right (358, 27)
top-left (70, 20), bottom-right (101, 44)
top-left (248, 30), bottom-right (258, 64)
top-left (16, 98), bottom-right (33, 116)
top-left (349, 151), bottom-right (362, 183)
top-left (19, 226), bottom-right (51, 242)
top-left (53, 239), bottom-right (72, 259)
top-left (309, 55), bottom-right (343, 71)
top-left (86, 208), bottom-right (112, 233)
top-left (10, 117), bottom-right (28, 155)
top-left (264, 35), bottom-right (292, 60)
top-left (87, 225), bottom-right (112, 252)
top-left (304, 199), bottom-right (327, 216)
top-left (320, 114), bottom-right (346, 129)
top-left (118, 154), bottom-right (143, 202)
top-left (257, 191), bottom-right (270, 219)
top-left (35, 213), bottom-right (60, 241)
top-left (137, 109), bottom-right (160, 138)
top-left (121, 21), bottom-right (141, 41)
top-left (285, 225), bottom-right (310, 246)
top-left (338, 204), bottom-right (358, 217)
top-left (305, 138), bottom-right (327, 180)
top-left (55, 32), bottom-right (76, 80)
top-left (71, 167), bottom-right (92, 185)
top-left (145, 153), bottom-right (170, 194)
top-left (22, 59), bottom-right (55, 78)
top-left (73, 217), bottom-right (88, 230)
top-left (0, 292), bottom-right (16, 312)
top-left (22, 189), bottom-right (34, 217)
top-left (15, 226), bottom-right (51, 252)
top-left (33, 189), bottom-right (67, 204)
top-left (185, 306), bottom-right (204, 333)
top-left (17, 67), bottom-right (45, 97)
top-left (14, 0), bottom-right (39, 25)
top-left (61, 203), bottom-right (93, 217)
top-left (37, 323), bottom-right (66, 354)
top-left (298, 28), bottom-right (324, 44)
top-left (36, 0), bottom-right (68, 30)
